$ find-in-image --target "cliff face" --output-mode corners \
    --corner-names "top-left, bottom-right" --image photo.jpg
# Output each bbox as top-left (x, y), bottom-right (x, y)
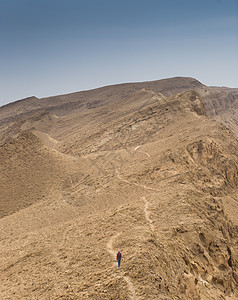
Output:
top-left (0, 77), bottom-right (238, 299)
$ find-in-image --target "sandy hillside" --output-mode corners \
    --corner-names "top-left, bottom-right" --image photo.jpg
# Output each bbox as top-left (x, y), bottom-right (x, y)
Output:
top-left (0, 77), bottom-right (238, 299)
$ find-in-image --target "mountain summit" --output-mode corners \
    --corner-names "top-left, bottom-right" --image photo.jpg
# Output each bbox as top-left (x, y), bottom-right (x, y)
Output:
top-left (1, 77), bottom-right (238, 299)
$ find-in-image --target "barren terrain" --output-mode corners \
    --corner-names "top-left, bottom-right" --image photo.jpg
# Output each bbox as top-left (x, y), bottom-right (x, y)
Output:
top-left (1, 77), bottom-right (238, 299)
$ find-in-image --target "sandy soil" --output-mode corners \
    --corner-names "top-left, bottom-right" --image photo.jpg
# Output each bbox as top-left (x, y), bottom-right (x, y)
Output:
top-left (0, 77), bottom-right (238, 299)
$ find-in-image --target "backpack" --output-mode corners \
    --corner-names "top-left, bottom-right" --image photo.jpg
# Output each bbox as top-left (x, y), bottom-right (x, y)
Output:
top-left (117, 252), bottom-right (121, 259)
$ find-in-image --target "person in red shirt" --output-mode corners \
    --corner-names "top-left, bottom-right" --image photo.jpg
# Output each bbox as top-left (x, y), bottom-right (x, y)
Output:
top-left (117, 251), bottom-right (122, 267)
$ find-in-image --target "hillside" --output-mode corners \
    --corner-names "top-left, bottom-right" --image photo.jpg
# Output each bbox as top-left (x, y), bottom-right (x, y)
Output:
top-left (0, 77), bottom-right (238, 299)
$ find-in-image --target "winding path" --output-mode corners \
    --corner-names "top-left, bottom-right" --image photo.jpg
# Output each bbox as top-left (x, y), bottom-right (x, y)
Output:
top-left (142, 196), bottom-right (155, 232)
top-left (106, 233), bottom-right (137, 300)
top-left (107, 146), bottom-right (155, 299)
top-left (116, 170), bottom-right (160, 192)
top-left (134, 145), bottom-right (151, 158)
top-left (116, 146), bottom-right (156, 232)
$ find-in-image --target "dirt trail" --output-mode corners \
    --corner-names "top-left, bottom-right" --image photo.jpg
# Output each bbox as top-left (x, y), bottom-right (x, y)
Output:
top-left (142, 196), bottom-right (155, 232)
top-left (119, 146), bottom-right (155, 233)
top-left (116, 170), bottom-right (160, 192)
top-left (106, 233), bottom-right (137, 300)
top-left (107, 233), bottom-right (120, 258)
top-left (134, 145), bottom-right (151, 158)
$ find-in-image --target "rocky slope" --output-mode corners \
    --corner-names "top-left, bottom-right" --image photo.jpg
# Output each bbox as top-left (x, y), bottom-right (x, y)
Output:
top-left (0, 77), bottom-right (238, 299)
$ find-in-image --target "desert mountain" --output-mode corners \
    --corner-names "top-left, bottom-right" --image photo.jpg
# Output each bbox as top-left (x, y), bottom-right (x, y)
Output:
top-left (1, 77), bottom-right (238, 299)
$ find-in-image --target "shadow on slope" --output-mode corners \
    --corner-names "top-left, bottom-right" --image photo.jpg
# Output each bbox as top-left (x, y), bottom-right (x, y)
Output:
top-left (0, 131), bottom-right (69, 218)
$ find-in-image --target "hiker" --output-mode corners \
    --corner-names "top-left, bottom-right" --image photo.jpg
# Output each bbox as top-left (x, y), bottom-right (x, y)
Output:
top-left (117, 251), bottom-right (122, 267)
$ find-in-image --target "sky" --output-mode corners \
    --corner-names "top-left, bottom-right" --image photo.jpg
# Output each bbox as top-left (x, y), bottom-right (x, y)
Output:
top-left (0, 0), bottom-right (238, 106)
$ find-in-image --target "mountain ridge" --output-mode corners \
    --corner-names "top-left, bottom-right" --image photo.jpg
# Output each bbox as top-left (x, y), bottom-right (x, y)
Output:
top-left (1, 77), bottom-right (238, 299)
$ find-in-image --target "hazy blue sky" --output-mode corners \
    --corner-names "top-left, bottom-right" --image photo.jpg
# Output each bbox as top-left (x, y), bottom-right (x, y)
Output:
top-left (1, 0), bottom-right (238, 106)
